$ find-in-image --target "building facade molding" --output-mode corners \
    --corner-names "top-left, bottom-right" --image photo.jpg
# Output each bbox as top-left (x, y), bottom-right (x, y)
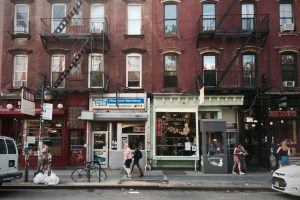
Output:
top-left (84, 0), bottom-right (109, 4)
top-left (161, 48), bottom-right (183, 55)
top-left (122, 48), bottom-right (147, 54)
top-left (46, 48), bottom-right (70, 55)
top-left (240, 46), bottom-right (262, 54)
top-left (161, 0), bottom-right (181, 3)
top-left (275, 46), bottom-right (300, 54)
top-left (197, 47), bottom-right (222, 54)
top-left (123, 0), bottom-right (146, 4)
top-left (47, 0), bottom-right (70, 4)
top-left (8, 48), bottom-right (33, 55)
top-left (10, 0), bottom-right (34, 4)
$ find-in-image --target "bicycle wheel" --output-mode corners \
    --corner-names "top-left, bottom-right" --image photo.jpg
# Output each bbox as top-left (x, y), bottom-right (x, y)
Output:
top-left (93, 168), bottom-right (107, 181)
top-left (71, 168), bottom-right (88, 182)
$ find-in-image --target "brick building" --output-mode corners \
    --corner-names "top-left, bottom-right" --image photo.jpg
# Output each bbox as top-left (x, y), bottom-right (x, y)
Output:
top-left (0, 0), bottom-right (299, 171)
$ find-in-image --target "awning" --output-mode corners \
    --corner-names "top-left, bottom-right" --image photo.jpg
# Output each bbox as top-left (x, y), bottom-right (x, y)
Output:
top-left (81, 111), bottom-right (148, 121)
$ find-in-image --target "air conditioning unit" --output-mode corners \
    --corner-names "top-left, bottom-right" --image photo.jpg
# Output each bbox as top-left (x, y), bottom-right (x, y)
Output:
top-left (203, 25), bottom-right (215, 31)
top-left (281, 23), bottom-right (294, 32)
top-left (13, 80), bottom-right (27, 88)
top-left (283, 81), bottom-right (295, 87)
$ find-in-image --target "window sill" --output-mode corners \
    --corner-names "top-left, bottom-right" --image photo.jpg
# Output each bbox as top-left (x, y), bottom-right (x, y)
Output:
top-left (163, 33), bottom-right (181, 39)
top-left (124, 34), bottom-right (145, 39)
top-left (161, 87), bottom-right (181, 93)
top-left (9, 32), bottom-right (31, 40)
top-left (278, 31), bottom-right (298, 37)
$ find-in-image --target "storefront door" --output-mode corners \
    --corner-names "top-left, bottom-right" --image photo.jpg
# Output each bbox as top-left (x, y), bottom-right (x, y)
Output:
top-left (92, 131), bottom-right (108, 168)
top-left (69, 130), bottom-right (85, 166)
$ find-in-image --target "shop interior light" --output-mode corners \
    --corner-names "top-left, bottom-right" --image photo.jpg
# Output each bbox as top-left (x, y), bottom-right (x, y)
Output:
top-left (57, 103), bottom-right (64, 109)
top-left (270, 121), bottom-right (273, 125)
top-left (281, 120), bottom-right (284, 124)
top-left (6, 103), bottom-right (13, 110)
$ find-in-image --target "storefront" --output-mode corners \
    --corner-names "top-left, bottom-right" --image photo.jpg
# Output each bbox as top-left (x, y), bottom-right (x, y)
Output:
top-left (151, 94), bottom-right (243, 170)
top-left (82, 93), bottom-right (148, 169)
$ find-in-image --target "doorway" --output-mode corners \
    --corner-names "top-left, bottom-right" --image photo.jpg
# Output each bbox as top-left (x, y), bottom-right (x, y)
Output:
top-left (92, 131), bottom-right (108, 168)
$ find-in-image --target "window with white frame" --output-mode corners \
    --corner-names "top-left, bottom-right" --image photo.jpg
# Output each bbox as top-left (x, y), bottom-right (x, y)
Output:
top-left (89, 53), bottom-right (104, 88)
top-left (242, 3), bottom-right (255, 30)
top-left (202, 3), bottom-right (215, 31)
top-left (281, 53), bottom-right (296, 86)
top-left (13, 55), bottom-right (28, 88)
top-left (14, 4), bottom-right (29, 33)
top-left (164, 3), bottom-right (177, 35)
top-left (51, 55), bottom-right (65, 87)
top-left (203, 54), bottom-right (216, 86)
top-left (280, 2), bottom-right (294, 31)
top-left (242, 54), bottom-right (256, 87)
top-left (126, 53), bottom-right (142, 88)
top-left (52, 4), bottom-right (66, 33)
top-left (90, 4), bottom-right (104, 33)
top-left (127, 4), bottom-right (141, 35)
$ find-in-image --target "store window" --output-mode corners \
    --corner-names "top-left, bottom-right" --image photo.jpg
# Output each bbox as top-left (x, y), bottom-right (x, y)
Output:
top-left (122, 123), bottom-right (145, 150)
top-left (25, 119), bottom-right (63, 157)
top-left (156, 112), bottom-right (196, 156)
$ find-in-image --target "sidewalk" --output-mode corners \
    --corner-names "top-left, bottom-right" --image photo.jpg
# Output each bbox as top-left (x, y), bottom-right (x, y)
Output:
top-left (2, 169), bottom-right (273, 191)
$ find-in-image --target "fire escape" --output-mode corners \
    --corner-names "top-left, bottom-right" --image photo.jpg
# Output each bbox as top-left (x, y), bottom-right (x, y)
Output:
top-left (196, 0), bottom-right (269, 93)
top-left (40, 0), bottom-right (110, 93)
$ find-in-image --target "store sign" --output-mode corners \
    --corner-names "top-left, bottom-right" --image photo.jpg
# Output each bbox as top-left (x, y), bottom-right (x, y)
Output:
top-left (81, 111), bottom-right (94, 120)
top-left (91, 97), bottom-right (145, 109)
top-left (21, 88), bottom-right (35, 116)
top-left (268, 110), bottom-right (297, 117)
top-left (42, 103), bottom-right (53, 120)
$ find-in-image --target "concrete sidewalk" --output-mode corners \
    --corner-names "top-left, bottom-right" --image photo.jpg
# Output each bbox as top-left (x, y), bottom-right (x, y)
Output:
top-left (1, 169), bottom-right (273, 191)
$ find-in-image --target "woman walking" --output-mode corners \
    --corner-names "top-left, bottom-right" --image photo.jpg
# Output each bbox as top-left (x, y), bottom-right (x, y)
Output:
top-left (232, 144), bottom-right (245, 175)
top-left (276, 140), bottom-right (290, 168)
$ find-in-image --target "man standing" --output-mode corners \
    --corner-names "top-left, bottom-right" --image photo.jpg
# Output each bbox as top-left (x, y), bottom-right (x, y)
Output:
top-left (131, 144), bottom-right (144, 177)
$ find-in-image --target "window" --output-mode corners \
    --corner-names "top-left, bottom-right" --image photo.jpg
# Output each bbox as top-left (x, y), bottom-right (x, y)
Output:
top-left (6, 140), bottom-right (17, 154)
top-left (90, 4), bottom-right (104, 33)
top-left (51, 4), bottom-right (66, 33)
top-left (71, 11), bottom-right (83, 26)
top-left (281, 54), bottom-right (296, 85)
top-left (242, 3), bottom-right (255, 30)
top-left (127, 4), bottom-right (141, 35)
top-left (126, 53), bottom-right (142, 88)
top-left (122, 123), bottom-right (145, 150)
top-left (51, 55), bottom-right (65, 87)
top-left (156, 112), bottom-right (196, 156)
top-left (13, 55), bottom-right (28, 88)
top-left (14, 4), bottom-right (29, 33)
top-left (280, 2), bottom-right (294, 31)
top-left (0, 139), bottom-right (7, 154)
top-left (242, 54), bottom-right (256, 87)
top-left (164, 54), bottom-right (178, 88)
top-left (202, 3), bottom-right (215, 31)
top-left (164, 4), bottom-right (177, 35)
top-left (89, 53), bottom-right (104, 88)
top-left (203, 54), bottom-right (216, 86)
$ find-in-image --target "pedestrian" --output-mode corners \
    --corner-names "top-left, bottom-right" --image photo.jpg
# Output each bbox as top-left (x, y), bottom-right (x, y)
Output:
top-left (41, 143), bottom-right (49, 171)
top-left (123, 143), bottom-right (133, 178)
top-left (238, 144), bottom-right (248, 173)
top-left (232, 144), bottom-right (245, 175)
top-left (276, 140), bottom-right (290, 168)
top-left (131, 143), bottom-right (144, 177)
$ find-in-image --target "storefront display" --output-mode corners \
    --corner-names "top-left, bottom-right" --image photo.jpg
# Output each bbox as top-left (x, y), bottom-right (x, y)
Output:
top-left (156, 112), bottom-right (196, 156)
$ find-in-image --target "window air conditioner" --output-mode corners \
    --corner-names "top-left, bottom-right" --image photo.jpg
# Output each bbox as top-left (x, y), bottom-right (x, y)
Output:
top-left (13, 80), bottom-right (27, 88)
top-left (283, 81), bottom-right (295, 87)
top-left (203, 25), bottom-right (215, 31)
top-left (281, 23), bottom-right (294, 32)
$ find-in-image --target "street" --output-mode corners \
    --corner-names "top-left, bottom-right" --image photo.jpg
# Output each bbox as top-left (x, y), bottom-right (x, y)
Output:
top-left (0, 189), bottom-right (299, 200)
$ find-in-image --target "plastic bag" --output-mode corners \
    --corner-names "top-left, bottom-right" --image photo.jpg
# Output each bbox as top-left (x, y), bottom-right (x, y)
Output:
top-left (33, 172), bottom-right (47, 184)
top-left (45, 172), bottom-right (59, 185)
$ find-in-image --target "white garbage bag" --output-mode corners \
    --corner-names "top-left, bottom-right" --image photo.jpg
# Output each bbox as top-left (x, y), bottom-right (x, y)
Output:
top-left (45, 172), bottom-right (60, 185)
top-left (33, 172), bottom-right (47, 184)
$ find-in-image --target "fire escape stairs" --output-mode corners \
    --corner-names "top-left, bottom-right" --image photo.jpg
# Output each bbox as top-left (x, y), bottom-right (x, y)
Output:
top-left (217, 34), bottom-right (253, 86)
top-left (53, 0), bottom-right (83, 34)
top-left (53, 37), bottom-right (91, 88)
top-left (215, 0), bottom-right (238, 30)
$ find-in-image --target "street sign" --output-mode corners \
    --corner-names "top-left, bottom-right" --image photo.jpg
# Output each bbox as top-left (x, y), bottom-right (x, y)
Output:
top-left (21, 88), bottom-right (35, 116)
top-left (42, 103), bottom-right (53, 120)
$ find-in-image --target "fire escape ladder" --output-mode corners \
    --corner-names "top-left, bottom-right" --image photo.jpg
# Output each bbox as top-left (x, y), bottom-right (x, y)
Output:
top-left (53, 37), bottom-right (91, 88)
top-left (217, 34), bottom-right (253, 86)
top-left (216, 0), bottom-right (238, 29)
top-left (53, 0), bottom-right (83, 34)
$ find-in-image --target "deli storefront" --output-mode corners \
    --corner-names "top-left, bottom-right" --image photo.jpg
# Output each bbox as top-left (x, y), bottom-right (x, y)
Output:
top-left (82, 93), bottom-right (148, 169)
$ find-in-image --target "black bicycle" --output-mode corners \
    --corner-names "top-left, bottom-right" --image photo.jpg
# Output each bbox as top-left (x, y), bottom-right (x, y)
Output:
top-left (71, 160), bottom-right (107, 182)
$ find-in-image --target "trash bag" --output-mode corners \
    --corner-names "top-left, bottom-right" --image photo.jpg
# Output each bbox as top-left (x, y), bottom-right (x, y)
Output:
top-left (33, 172), bottom-right (47, 184)
top-left (44, 172), bottom-right (59, 185)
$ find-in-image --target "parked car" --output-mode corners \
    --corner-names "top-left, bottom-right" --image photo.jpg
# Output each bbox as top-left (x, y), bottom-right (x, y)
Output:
top-left (271, 161), bottom-right (300, 196)
top-left (0, 136), bottom-right (22, 185)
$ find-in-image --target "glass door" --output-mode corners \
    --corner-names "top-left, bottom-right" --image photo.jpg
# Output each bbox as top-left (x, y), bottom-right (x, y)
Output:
top-left (92, 131), bottom-right (108, 168)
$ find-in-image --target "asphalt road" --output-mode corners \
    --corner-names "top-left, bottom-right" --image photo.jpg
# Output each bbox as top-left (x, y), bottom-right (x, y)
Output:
top-left (0, 189), bottom-right (299, 200)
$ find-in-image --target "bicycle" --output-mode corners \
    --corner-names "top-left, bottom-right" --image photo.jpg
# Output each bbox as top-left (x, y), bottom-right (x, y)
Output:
top-left (71, 160), bottom-right (107, 182)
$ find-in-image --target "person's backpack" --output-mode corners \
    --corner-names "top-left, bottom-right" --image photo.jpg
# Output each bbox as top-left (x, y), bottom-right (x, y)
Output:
top-left (135, 150), bottom-right (143, 160)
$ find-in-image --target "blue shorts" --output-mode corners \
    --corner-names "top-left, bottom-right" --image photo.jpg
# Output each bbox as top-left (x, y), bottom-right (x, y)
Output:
top-left (279, 156), bottom-right (289, 165)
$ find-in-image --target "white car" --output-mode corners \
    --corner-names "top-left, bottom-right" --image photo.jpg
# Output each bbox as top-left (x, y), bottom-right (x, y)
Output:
top-left (271, 161), bottom-right (300, 196)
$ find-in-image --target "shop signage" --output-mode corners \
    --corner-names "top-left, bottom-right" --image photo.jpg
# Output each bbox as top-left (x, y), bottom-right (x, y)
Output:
top-left (80, 111), bottom-right (94, 120)
top-left (91, 97), bottom-right (145, 109)
top-left (268, 110), bottom-right (297, 117)
top-left (42, 103), bottom-right (53, 120)
top-left (21, 88), bottom-right (35, 116)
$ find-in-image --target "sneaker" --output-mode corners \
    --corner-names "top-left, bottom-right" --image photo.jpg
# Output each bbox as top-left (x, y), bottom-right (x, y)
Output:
top-left (240, 172), bottom-right (245, 175)
top-left (232, 172), bottom-right (237, 174)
